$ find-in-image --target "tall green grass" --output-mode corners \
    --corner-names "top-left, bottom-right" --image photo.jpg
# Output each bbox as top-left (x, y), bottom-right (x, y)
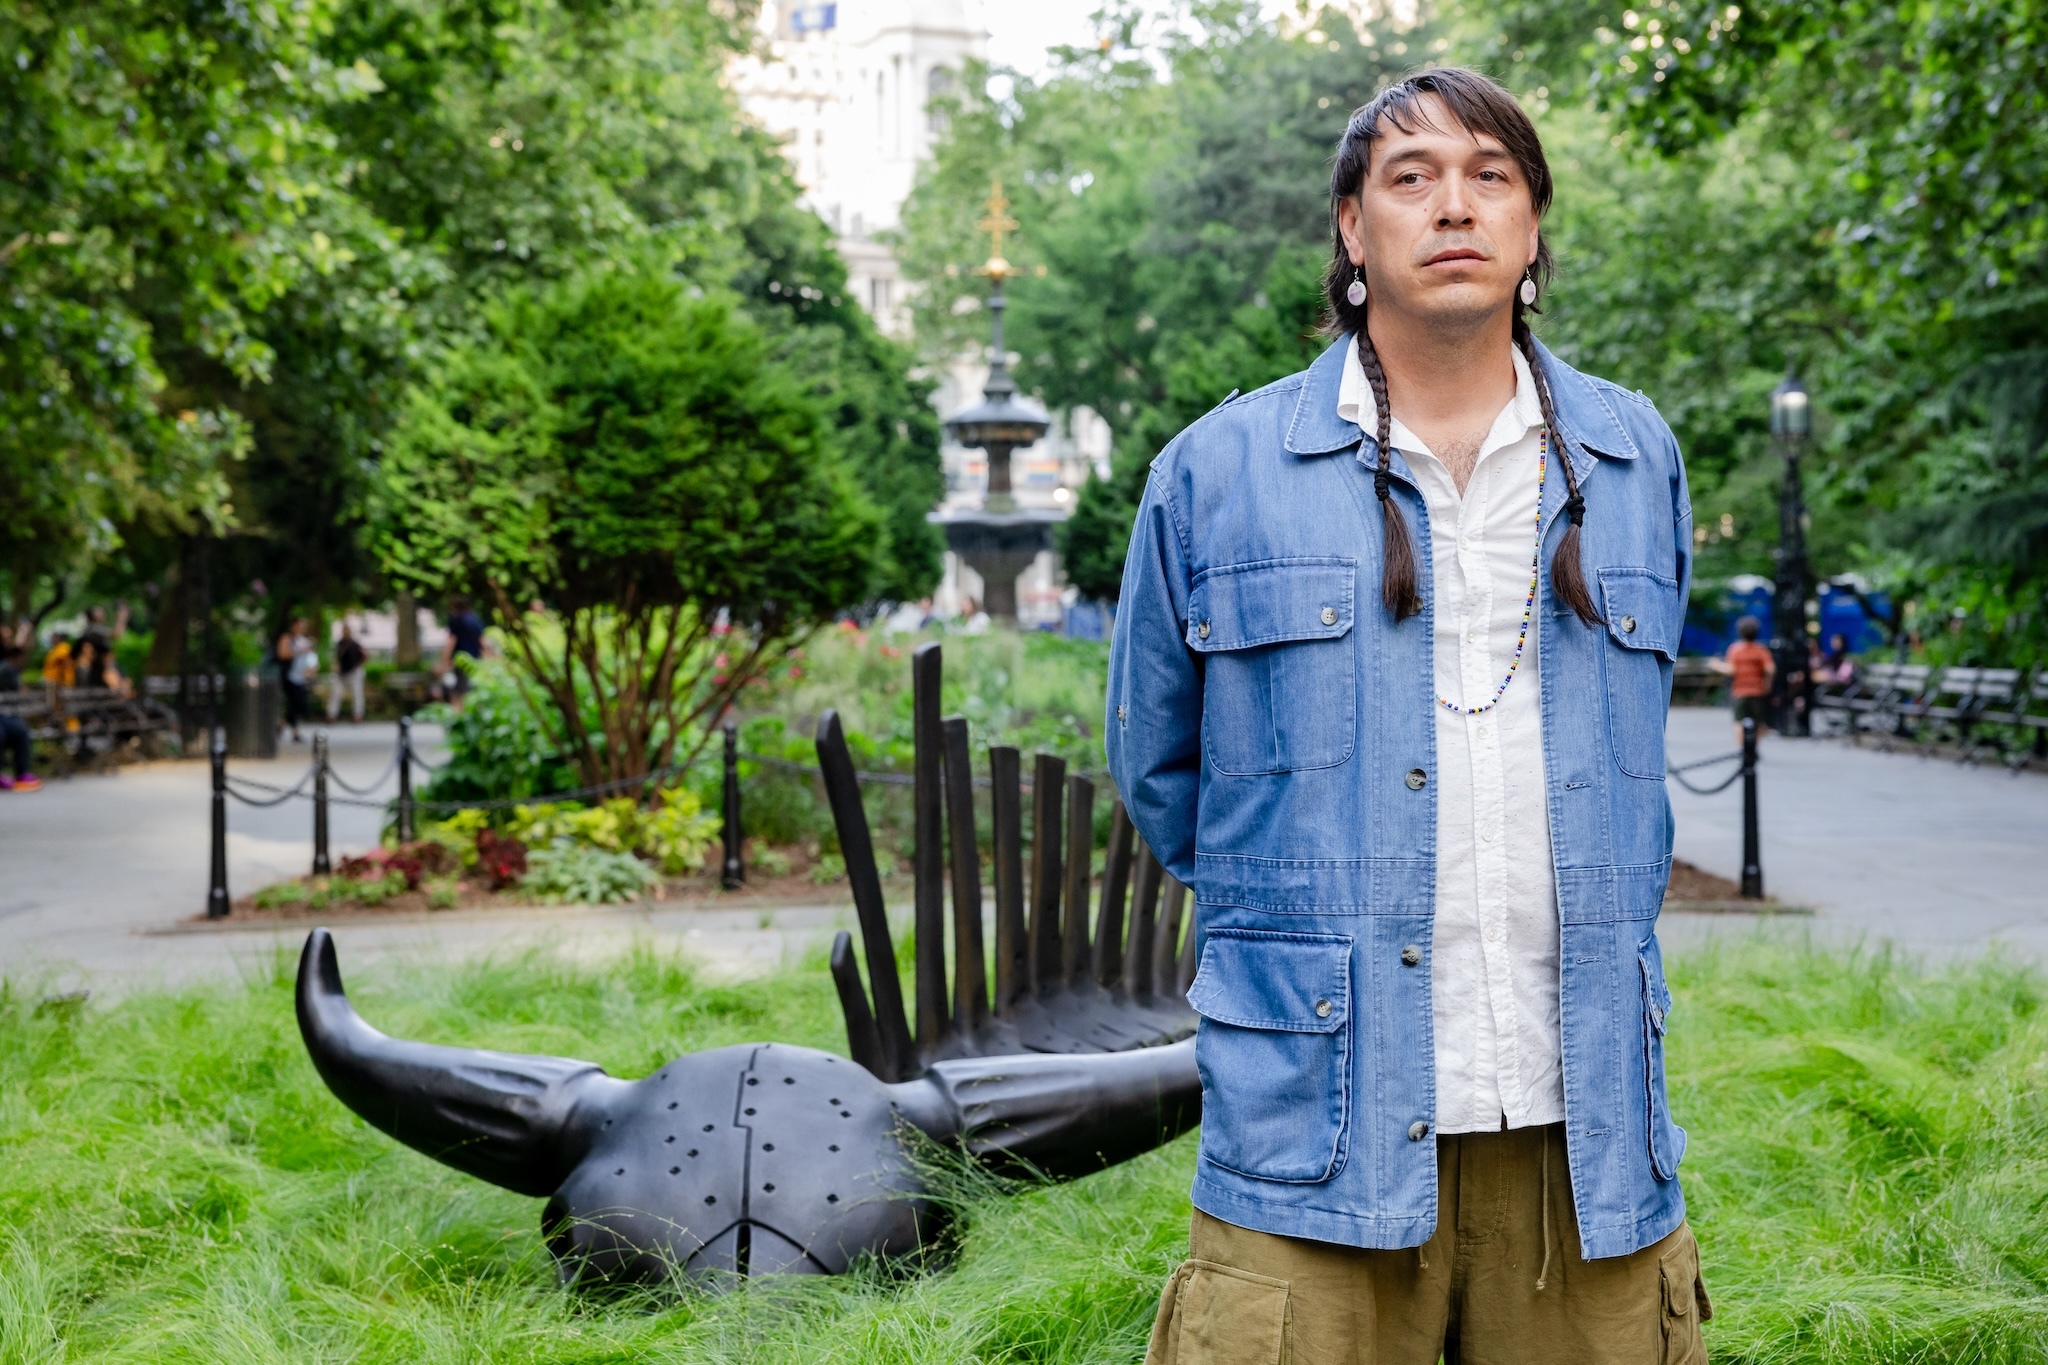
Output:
top-left (0, 935), bottom-right (2042, 1362)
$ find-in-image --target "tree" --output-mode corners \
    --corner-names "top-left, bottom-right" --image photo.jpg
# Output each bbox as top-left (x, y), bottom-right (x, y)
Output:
top-left (372, 264), bottom-right (881, 786)
top-left (0, 0), bottom-right (354, 622)
top-left (1485, 0), bottom-right (2048, 658)
top-left (896, 1), bottom-right (1437, 600)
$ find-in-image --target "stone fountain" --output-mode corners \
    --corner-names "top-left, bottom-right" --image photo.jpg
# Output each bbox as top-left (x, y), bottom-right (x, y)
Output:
top-left (932, 183), bottom-right (1061, 621)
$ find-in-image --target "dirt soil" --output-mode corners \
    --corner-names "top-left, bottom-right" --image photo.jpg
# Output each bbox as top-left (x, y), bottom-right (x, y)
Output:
top-left (1665, 858), bottom-right (1747, 902)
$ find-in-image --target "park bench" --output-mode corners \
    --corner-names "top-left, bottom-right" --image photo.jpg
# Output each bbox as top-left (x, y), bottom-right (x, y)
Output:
top-left (1945, 667), bottom-right (2023, 765)
top-left (0, 683), bottom-right (181, 759)
top-left (1851, 662), bottom-right (1933, 749)
top-left (1671, 656), bottom-right (1726, 706)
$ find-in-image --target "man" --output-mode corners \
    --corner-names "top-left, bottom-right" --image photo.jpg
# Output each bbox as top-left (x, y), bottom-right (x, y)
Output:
top-left (434, 595), bottom-right (486, 707)
top-left (1108, 69), bottom-right (1704, 1363)
top-left (328, 621), bottom-right (369, 723)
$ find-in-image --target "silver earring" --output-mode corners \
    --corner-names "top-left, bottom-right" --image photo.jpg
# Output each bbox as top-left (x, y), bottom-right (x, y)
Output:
top-left (1519, 271), bottom-right (1538, 306)
top-left (1346, 268), bottom-right (1367, 307)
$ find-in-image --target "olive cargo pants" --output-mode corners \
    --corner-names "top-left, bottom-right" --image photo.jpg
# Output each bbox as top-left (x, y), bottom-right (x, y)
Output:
top-left (1146, 1124), bottom-right (1711, 1365)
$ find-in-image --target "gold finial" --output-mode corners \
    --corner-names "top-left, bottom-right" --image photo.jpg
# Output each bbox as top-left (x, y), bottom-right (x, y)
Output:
top-left (975, 179), bottom-right (1019, 280)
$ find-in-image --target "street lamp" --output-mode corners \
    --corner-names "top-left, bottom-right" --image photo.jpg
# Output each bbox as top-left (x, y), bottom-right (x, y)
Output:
top-left (1769, 371), bottom-right (1813, 736)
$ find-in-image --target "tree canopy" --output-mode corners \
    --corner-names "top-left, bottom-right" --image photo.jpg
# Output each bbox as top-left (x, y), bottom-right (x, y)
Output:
top-left (901, 0), bottom-right (2048, 665)
top-left (2, 0), bottom-right (941, 638)
top-left (374, 263), bottom-right (880, 784)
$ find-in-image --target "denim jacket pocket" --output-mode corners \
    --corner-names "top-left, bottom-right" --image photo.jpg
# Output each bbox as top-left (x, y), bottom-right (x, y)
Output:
top-left (1639, 936), bottom-right (1686, 1181)
top-left (1598, 567), bottom-right (1681, 779)
top-left (1188, 928), bottom-right (1353, 1183)
top-left (1188, 557), bottom-right (1356, 776)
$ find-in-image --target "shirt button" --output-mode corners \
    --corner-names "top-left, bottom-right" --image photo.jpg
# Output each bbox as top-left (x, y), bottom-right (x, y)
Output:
top-left (1116, 705), bottom-right (1127, 723)
top-left (1405, 768), bottom-right (1427, 790)
top-left (1408, 1120), bottom-right (1430, 1142)
top-left (1466, 627), bottom-right (1481, 643)
top-left (1486, 924), bottom-right (1504, 943)
top-left (1622, 615), bottom-right (1638, 634)
top-left (1401, 945), bottom-right (1421, 967)
top-left (1196, 620), bottom-right (1210, 639)
top-left (1321, 606), bottom-right (1338, 626)
top-left (1314, 998), bottom-right (1332, 1018)
top-left (1481, 827), bottom-right (1497, 843)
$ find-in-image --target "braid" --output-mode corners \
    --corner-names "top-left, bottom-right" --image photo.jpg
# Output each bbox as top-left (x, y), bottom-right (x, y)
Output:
top-left (1514, 319), bottom-right (1603, 626)
top-left (1357, 326), bottom-right (1422, 620)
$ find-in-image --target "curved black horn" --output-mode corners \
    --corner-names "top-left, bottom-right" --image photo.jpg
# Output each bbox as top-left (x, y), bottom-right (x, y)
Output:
top-left (295, 928), bottom-right (627, 1197)
top-left (890, 1038), bottom-right (1202, 1180)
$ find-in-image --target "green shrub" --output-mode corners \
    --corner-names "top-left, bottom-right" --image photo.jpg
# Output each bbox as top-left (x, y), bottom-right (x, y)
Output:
top-left (415, 663), bottom-right (578, 806)
top-left (522, 841), bottom-right (660, 904)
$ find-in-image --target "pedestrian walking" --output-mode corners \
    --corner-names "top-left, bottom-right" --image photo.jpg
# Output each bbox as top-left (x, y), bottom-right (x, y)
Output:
top-left (1711, 615), bottom-right (1774, 746)
top-left (327, 622), bottom-right (368, 723)
top-left (1109, 69), bottom-right (1707, 1364)
top-left (432, 595), bottom-right (486, 708)
top-left (278, 616), bottom-right (317, 743)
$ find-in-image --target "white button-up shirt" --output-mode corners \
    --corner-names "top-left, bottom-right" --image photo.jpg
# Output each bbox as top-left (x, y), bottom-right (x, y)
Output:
top-left (1337, 337), bottom-right (1564, 1134)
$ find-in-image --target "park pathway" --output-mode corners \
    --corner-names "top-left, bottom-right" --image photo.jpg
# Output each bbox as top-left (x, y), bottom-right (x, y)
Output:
top-left (0, 722), bottom-right (855, 996)
top-left (1662, 706), bottom-right (2048, 958)
top-left (2, 709), bottom-right (2044, 995)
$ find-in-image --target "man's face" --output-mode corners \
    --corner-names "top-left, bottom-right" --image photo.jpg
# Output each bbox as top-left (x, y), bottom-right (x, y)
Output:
top-left (1337, 95), bottom-right (1541, 334)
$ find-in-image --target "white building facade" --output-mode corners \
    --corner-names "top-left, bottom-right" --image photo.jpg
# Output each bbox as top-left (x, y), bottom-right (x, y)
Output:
top-left (729, 1), bottom-right (1112, 625)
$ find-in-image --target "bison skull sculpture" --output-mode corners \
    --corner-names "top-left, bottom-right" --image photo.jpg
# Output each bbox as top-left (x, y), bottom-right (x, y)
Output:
top-left (295, 643), bottom-right (1202, 1287)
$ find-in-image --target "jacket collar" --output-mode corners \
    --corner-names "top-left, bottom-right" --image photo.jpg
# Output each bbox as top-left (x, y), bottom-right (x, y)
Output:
top-left (1284, 333), bottom-right (1641, 478)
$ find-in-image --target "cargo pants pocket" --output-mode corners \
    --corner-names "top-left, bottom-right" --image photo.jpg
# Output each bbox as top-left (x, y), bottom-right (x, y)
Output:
top-left (1145, 1259), bottom-right (1290, 1365)
top-left (1658, 1226), bottom-right (1712, 1365)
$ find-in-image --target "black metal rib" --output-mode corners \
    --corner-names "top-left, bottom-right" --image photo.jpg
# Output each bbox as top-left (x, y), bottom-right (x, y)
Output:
top-left (989, 745), bottom-right (1026, 1016)
top-left (816, 709), bottom-right (915, 1081)
top-left (1027, 753), bottom-right (1066, 996)
top-left (1123, 838), bottom-right (1163, 999)
top-left (1094, 801), bottom-right (1133, 989)
top-left (1153, 874), bottom-right (1186, 998)
top-left (911, 643), bottom-right (948, 1047)
top-left (829, 931), bottom-right (886, 1075)
top-left (941, 716), bottom-right (988, 1033)
top-left (1061, 774), bottom-right (1094, 988)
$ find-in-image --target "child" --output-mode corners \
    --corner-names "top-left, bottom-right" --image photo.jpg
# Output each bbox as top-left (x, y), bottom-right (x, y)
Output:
top-left (1712, 615), bottom-right (1776, 744)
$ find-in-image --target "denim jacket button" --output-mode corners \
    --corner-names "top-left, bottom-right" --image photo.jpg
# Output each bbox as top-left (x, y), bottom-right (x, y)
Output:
top-left (1320, 606), bottom-right (1338, 626)
top-left (1401, 945), bottom-right (1421, 967)
top-left (1405, 768), bottom-right (1427, 790)
top-left (1197, 620), bottom-right (1211, 639)
top-left (1622, 615), bottom-right (1638, 634)
top-left (1408, 1120), bottom-right (1430, 1141)
top-left (1314, 998), bottom-right (1332, 1018)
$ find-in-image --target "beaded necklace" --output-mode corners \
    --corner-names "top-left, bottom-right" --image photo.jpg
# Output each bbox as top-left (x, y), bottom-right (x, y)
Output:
top-left (1435, 428), bottom-right (1548, 717)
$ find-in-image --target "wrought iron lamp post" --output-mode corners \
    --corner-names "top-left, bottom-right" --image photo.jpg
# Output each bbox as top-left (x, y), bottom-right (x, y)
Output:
top-left (1769, 371), bottom-right (1814, 736)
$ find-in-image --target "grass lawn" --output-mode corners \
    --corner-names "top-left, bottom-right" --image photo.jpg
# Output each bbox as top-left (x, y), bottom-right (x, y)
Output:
top-left (1, 934), bottom-right (2044, 1363)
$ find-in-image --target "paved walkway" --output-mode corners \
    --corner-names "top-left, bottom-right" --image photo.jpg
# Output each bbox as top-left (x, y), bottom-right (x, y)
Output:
top-left (3, 710), bottom-right (2044, 995)
top-left (0, 722), bottom-right (861, 996)
top-left (1662, 706), bottom-right (2048, 959)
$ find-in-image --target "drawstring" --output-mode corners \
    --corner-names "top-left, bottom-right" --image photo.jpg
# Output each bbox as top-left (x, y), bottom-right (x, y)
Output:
top-left (1535, 1134), bottom-right (1555, 1292)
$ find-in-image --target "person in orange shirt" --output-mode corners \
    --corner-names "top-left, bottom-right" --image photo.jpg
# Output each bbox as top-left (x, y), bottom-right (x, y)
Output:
top-left (1711, 615), bottom-right (1776, 744)
top-left (40, 635), bottom-right (75, 688)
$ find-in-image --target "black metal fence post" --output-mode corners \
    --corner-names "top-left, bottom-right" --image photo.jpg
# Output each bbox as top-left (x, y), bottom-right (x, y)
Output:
top-left (1739, 717), bottom-right (1764, 899)
top-left (207, 733), bottom-right (230, 919)
top-left (312, 732), bottom-right (331, 876)
top-left (721, 720), bottom-right (744, 890)
top-left (396, 716), bottom-right (415, 843)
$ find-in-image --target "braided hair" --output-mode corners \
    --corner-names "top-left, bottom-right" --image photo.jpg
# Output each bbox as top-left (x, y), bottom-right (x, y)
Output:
top-left (1324, 68), bottom-right (1602, 627)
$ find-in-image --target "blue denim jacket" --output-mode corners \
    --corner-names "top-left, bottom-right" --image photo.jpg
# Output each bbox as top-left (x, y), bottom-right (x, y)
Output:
top-left (1107, 336), bottom-right (1692, 1260)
